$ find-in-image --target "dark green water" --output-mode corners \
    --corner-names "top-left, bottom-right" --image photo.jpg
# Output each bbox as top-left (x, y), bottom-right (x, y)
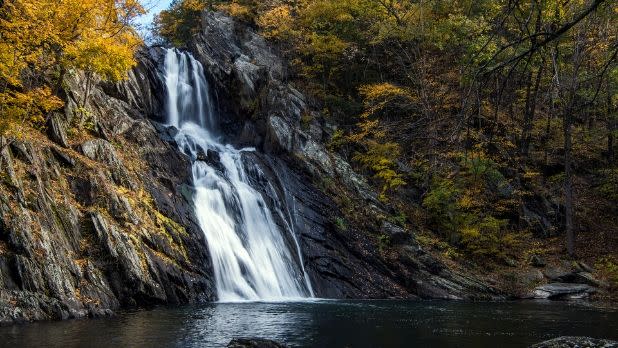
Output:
top-left (1, 300), bottom-right (617, 347)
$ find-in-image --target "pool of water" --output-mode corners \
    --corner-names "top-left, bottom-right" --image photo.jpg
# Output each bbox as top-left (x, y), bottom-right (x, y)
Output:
top-left (1, 300), bottom-right (617, 347)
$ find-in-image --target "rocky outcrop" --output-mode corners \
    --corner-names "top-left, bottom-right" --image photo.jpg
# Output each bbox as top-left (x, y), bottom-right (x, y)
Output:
top-left (0, 50), bottom-right (214, 325)
top-left (530, 336), bottom-right (618, 348)
top-left (47, 113), bottom-right (70, 148)
top-left (533, 283), bottom-right (596, 299)
top-left (522, 261), bottom-right (608, 299)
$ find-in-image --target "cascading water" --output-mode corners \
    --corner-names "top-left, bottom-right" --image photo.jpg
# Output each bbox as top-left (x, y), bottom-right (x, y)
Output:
top-left (161, 48), bottom-right (313, 301)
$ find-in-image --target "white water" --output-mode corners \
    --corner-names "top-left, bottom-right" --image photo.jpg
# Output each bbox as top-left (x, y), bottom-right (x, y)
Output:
top-left (162, 48), bottom-right (313, 301)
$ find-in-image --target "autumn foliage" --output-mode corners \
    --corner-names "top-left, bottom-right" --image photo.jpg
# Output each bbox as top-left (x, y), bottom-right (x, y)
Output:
top-left (0, 0), bottom-right (143, 136)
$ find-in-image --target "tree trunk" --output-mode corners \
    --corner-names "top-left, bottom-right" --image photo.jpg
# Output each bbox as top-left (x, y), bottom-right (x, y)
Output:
top-left (564, 104), bottom-right (575, 257)
top-left (520, 58), bottom-right (545, 158)
top-left (608, 90), bottom-right (615, 165)
top-left (520, 7), bottom-right (544, 159)
top-left (609, 126), bottom-right (615, 165)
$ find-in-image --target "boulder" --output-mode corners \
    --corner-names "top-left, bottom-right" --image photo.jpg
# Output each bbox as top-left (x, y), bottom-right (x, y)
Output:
top-left (543, 264), bottom-right (574, 280)
top-left (381, 221), bottom-right (412, 245)
top-left (532, 283), bottom-right (596, 299)
top-left (569, 272), bottom-right (608, 288)
top-left (522, 269), bottom-right (545, 285)
top-left (577, 261), bottom-right (595, 273)
top-left (529, 254), bottom-right (546, 267)
top-left (542, 263), bottom-right (607, 287)
top-left (152, 122), bottom-right (180, 143)
top-left (227, 338), bottom-right (287, 348)
top-left (530, 336), bottom-right (618, 348)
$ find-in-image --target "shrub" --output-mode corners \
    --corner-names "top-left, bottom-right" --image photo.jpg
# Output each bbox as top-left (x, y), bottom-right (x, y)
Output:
top-left (596, 256), bottom-right (618, 288)
top-left (597, 169), bottom-right (618, 201)
top-left (423, 153), bottom-right (512, 259)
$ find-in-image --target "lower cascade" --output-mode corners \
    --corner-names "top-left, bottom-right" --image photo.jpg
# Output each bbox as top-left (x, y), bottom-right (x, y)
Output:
top-left (161, 48), bottom-right (313, 301)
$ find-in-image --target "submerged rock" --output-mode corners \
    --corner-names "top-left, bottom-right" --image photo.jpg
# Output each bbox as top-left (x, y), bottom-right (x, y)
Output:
top-left (530, 336), bottom-right (618, 347)
top-left (227, 338), bottom-right (287, 348)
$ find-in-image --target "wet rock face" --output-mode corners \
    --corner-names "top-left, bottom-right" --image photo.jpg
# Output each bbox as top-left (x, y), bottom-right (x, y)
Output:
top-left (0, 50), bottom-right (215, 325)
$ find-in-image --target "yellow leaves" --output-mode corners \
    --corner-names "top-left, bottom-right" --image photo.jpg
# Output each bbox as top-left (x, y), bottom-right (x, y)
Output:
top-left (306, 33), bottom-right (349, 59)
top-left (217, 2), bottom-right (252, 22)
top-left (31, 87), bottom-right (64, 114)
top-left (65, 30), bottom-right (141, 82)
top-left (1, 0), bottom-right (143, 82)
top-left (58, 0), bottom-right (143, 82)
top-left (358, 83), bottom-right (416, 119)
top-left (116, 0), bottom-right (146, 19)
top-left (257, 5), bottom-right (297, 40)
top-left (457, 194), bottom-right (475, 210)
top-left (359, 83), bottom-right (409, 102)
top-left (0, 87), bottom-right (63, 136)
top-left (347, 119), bottom-right (381, 142)
top-left (344, 82), bottom-right (415, 199)
top-left (351, 138), bottom-right (406, 199)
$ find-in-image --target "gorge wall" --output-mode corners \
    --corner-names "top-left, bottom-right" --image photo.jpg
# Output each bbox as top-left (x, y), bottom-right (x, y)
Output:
top-left (0, 10), bottom-right (496, 324)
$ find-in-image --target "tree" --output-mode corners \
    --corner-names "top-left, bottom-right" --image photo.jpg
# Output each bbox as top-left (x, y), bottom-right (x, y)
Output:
top-left (154, 0), bottom-right (207, 46)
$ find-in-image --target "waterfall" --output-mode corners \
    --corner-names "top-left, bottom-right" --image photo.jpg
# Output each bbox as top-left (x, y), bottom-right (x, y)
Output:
top-left (161, 48), bottom-right (313, 301)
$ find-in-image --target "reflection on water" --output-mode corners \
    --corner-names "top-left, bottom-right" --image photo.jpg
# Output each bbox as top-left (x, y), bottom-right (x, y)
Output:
top-left (1, 300), bottom-right (617, 347)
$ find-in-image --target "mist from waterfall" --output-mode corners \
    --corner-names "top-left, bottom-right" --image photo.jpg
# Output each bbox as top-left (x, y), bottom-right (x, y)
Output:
top-left (161, 48), bottom-right (313, 301)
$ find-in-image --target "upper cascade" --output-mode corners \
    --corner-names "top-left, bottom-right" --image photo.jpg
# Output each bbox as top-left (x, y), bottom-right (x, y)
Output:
top-left (163, 48), bottom-right (216, 130)
top-left (161, 48), bottom-right (313, 301)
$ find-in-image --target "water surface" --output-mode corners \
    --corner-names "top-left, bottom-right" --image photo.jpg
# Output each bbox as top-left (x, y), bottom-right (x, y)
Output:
top-left (1, 300), bottom-right (617, 347)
